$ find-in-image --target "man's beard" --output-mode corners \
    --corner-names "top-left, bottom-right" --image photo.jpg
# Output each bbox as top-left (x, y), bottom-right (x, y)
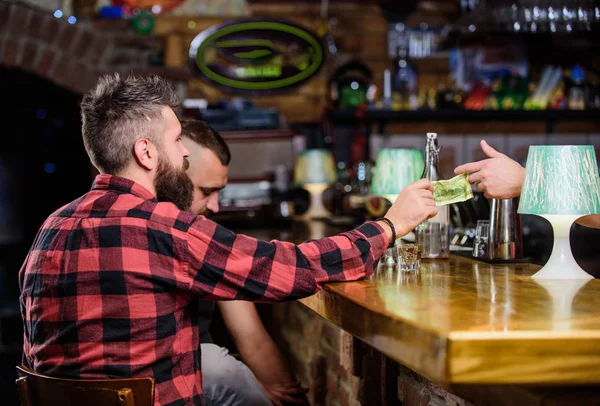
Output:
top-left (154, 154), bottom-right (193, 211)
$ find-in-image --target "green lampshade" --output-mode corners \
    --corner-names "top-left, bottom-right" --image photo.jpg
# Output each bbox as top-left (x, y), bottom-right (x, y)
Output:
top-left (370, 148), bottom-right (424, 202)
top-left (294, 149), bottom-right (337, 186)
top-left (518, 145), bottom-right (600, 215)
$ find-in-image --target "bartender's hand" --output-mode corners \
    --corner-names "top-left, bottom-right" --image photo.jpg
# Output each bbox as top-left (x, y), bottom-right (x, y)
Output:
top-left (381, 179), bottom-right (438, 238)
top-left (454, 140), bottom-right (525, 199)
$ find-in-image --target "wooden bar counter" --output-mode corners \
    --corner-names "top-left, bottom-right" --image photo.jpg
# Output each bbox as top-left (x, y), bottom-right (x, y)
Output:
top-left (300, 255), bottom-right (600, 387)
top-left (229, 220), bottom-right (600, 404)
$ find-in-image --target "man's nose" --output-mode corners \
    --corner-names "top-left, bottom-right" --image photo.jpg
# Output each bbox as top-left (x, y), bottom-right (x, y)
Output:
top-left (207, 194), bottom-right (220, 214)
top-left (180, 142), bottom-right (190, 158)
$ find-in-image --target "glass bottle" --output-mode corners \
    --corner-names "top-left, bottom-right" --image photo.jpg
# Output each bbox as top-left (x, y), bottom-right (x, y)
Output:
top-left (393, 51), bottom-right (418, 110)
top-left (416, 132), bottom-right (450, 259)
top-left (392, 24), bottom-right (418, 111)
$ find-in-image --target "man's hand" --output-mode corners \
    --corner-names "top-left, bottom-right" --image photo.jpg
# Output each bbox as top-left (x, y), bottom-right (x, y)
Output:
top-left (261, 381), bottom-right (309, 406)
top-left (383, 179), bottom-right (438, 238)
top-left (454, 140), bottom-right (525, 199)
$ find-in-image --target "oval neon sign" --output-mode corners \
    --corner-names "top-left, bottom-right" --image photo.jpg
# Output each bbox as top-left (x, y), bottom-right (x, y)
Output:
top-left (189, 20), bottom-right (325, 93)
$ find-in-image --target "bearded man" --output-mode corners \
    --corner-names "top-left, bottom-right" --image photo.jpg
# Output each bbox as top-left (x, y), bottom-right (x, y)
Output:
top-left (19, 73), bottom-right (437, 406)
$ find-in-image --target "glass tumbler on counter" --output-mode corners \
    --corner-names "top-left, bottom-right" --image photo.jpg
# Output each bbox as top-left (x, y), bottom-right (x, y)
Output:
top-left (472, 220), bottom-right (489, 258)
top-left (397, 243), bottom-right (422, 271)
top-left (381, 247), bottom-right (397, 267)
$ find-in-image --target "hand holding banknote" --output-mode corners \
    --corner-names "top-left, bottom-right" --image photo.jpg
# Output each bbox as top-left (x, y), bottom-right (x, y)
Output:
top-left (384, 179), bottom-right (438, 237)
top-left (454, 140), bottom-right (525, 199)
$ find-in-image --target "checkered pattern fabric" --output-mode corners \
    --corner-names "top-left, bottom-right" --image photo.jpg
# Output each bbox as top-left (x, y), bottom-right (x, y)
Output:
top-left (19, 174), bottom-right (387, 406)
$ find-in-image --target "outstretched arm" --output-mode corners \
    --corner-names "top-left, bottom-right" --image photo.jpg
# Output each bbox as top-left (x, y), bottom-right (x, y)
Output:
top-left (219, 301), bottom-right (308, 405)
top-left (185, 179), bottom-right (437, 302)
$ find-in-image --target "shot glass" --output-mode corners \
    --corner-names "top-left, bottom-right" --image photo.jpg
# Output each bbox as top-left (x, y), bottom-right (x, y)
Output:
top-left (381, 246), bottom-right (397, 267)
top-left (396, 243), bottom-right (422, 271)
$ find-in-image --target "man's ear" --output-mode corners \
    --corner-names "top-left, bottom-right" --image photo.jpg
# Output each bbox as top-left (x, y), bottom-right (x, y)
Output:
top-left (133, 138), bottom-right (158, 171)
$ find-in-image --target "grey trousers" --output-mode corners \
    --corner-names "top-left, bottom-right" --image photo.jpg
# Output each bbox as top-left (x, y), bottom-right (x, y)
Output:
top-left (201, 343), bottom-right (272, 406)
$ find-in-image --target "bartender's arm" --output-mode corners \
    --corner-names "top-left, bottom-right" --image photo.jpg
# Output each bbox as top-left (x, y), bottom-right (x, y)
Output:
top-left (455, 139), bottom-right (600, 229)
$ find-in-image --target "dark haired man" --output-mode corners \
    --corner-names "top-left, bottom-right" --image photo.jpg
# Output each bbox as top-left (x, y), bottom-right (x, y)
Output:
top-left (19, 73), bottom-right (438, 406)
top-left (181, 119), bottom-right (307, 406)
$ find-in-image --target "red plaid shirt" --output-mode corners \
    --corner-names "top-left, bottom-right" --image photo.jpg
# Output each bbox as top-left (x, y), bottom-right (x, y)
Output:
top-left (19, 174), bottom-right (387, 406)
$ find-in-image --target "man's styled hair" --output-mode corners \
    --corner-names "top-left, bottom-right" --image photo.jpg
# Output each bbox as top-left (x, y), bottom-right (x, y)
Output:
top-left (180, 120), bottom-right (231, 165)
top-left (80, 73), bottom-right (180, 174)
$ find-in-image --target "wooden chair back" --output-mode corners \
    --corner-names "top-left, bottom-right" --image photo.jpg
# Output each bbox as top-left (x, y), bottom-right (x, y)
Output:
top-left (15, 365), bottom-right (154, 406)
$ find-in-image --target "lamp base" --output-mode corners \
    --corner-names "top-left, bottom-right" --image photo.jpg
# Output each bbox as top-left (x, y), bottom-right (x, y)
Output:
top-left (303, 183), bottom-right (330, 220)
top-left (532, 215), bottom-right (594, 280)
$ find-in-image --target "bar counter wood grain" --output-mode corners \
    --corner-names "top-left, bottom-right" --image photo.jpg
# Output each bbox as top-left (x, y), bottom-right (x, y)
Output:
top-left (299, 255), bottom-right (600, 386)
top-left (227, 221), bottom-right (600, 390)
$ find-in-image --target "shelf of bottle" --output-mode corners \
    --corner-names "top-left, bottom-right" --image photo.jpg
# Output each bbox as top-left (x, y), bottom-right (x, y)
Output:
top-left (329, 109), bottom-right (600, 123)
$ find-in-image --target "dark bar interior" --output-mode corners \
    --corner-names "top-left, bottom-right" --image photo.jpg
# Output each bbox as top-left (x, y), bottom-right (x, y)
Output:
top-left (1, 1), bottom-right (600, 405)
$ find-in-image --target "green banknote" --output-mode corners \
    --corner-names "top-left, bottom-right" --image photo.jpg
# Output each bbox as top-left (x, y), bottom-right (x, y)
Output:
top-left (431, 173), bottom-right (474, 206)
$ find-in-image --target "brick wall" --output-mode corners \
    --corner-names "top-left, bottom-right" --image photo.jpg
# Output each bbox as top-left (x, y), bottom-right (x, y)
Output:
top-left (263, 301), bottom-right (473, 406)
top-left (0, 2), bottom-right (189, 94)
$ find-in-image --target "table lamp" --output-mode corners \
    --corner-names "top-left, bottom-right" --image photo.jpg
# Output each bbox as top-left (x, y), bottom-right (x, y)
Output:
top-left (370, 148), bottom-right (424, 203)
top-left (294, 149), bottom-right (337, 219)
top-left (518, 145), bottom-right (600, 279)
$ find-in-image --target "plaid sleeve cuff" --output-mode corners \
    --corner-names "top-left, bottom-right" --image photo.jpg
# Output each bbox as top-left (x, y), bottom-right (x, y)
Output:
top-left (341, 220), bottom-right (389, 260)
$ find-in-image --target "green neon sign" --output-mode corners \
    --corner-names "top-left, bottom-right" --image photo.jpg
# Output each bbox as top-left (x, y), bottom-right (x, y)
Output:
top-left (189, 20), bottom-right (325, 93)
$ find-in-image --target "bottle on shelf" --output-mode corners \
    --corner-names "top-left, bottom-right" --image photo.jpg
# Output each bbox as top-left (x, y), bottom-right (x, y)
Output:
top-left (416, 132), bottom-right (450, 259)
top-left (392, 24), bottom-right (418, 111)
top-left (568, 65), bottom-right (586, 111)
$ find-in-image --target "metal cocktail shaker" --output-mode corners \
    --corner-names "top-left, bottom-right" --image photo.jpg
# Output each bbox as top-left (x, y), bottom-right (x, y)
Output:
top-left (488, 198), bottom-right (523, 260)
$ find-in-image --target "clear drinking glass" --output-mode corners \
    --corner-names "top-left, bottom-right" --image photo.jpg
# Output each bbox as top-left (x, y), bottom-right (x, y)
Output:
top-left (397, 243), bottom-right (422, 271)
top-left (382, 247), bottom-right (397, 267)
top-left (473, 220), bottom-right (490, 258)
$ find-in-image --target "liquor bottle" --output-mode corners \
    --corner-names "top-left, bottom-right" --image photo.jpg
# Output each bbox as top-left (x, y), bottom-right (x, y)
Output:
top-left (393, 53), bottom-right (418, 110)
top-left (416, 132), bottom-right (450, 259)
top-left (392, 24), bottom-right (418, 111)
